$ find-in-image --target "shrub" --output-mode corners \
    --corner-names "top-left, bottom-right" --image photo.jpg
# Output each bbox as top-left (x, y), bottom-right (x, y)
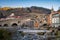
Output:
top-left (0, 29), bottom-right (12, 40)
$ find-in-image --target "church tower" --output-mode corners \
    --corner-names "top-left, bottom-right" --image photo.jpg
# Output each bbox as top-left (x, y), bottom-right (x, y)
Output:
top-left (51, 6), bottom-right (54, 14)
top-left (49, 6), bottom-right (54, 25)
top-left (47, 6), bottom-right (54, 26)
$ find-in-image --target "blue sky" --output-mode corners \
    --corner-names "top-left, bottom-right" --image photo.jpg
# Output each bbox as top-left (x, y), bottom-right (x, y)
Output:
top-left (0, 0), bottom-right (60, 11)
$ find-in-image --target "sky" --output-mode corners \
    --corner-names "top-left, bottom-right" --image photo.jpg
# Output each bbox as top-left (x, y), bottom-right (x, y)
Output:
top-left (0, 0), bottom-right (60, 11)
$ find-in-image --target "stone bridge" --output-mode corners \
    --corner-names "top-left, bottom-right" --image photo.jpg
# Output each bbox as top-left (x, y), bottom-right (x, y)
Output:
top-left (0, 17), bottom-right (32, 27)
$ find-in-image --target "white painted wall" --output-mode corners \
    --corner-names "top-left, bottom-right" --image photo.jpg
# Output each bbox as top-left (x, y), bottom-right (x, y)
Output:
top-left (52, 17), bottom-right (59, 23)
top-left (52, 17), bottom-right (60, 27)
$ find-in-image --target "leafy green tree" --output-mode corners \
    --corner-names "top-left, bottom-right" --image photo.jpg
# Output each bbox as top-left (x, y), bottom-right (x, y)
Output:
top-left (0, 29), bottom-right (12, 40)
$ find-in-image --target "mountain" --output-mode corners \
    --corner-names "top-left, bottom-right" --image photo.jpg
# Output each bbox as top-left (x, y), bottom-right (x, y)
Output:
top-left (0, 6), bottom-right (51, 18)
top-left (30, 6), bottom-right (51, 14)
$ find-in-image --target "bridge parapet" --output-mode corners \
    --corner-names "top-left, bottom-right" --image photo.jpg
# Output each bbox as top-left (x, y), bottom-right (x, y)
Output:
top-left (0, 17), bottom-right (32, 27)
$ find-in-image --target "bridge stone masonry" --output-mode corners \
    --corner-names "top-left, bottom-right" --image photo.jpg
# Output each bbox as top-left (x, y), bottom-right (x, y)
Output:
top-left (0, 12), bottom-right (48, 29)
top-left (0, 17), bottom-right (32, 27)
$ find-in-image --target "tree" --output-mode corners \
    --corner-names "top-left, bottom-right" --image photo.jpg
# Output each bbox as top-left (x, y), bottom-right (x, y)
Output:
top-left (0, 12), bottom-right (3, 18)
top-left (0, 29), bottom-right (12, 40)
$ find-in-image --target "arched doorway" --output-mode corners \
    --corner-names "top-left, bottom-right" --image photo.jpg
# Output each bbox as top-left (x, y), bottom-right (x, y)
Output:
top-left (3, 24), bottom-right (8, 27)
top-left (12, 23), bottom-right (18, 27)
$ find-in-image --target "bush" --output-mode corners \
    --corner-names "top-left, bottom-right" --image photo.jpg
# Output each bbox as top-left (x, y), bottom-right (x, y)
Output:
top-left (0, 29), bottom-right (12, 40)
top-left (19, 31), bottom-right (25, 37)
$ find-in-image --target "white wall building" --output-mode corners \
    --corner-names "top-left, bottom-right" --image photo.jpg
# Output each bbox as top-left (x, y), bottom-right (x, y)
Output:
top-left (52, 13), bottom-right (60, 27)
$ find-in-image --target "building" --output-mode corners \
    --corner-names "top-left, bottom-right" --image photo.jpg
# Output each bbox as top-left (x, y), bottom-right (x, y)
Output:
top-left (52, 13), bottom-right (60, 27)
top-left (48, 7), bottom-right (60, 27)
top-left (6, 13), bottom-right (21, 19)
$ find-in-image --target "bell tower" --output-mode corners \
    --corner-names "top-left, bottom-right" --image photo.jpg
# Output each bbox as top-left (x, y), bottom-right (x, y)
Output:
top-left (48, 6), bottom-right (54, 26)
top-left (50, 6), bottom-right (54, 25)
top-left (51, 6), bottom-right (54, 14)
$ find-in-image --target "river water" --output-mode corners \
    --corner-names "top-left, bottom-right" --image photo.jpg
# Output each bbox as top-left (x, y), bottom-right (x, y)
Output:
top-left (0, 27), bottom-right (60, 40)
